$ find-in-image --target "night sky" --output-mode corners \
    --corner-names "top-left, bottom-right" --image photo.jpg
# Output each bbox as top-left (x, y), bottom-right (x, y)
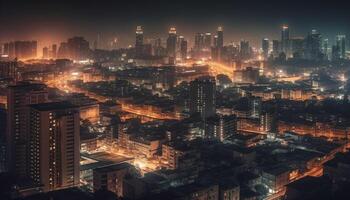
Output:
top-left (1, 0), bottom-right (349, 49)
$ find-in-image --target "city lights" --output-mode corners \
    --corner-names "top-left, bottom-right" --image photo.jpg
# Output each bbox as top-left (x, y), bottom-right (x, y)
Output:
top-left (1, 1), bottom-right (350, 200)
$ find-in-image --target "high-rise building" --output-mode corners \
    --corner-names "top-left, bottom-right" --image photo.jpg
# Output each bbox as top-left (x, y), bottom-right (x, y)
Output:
top-left (204, 32), bottom-right (212, 49)
top-left (272, 40), bottom-right (281, 57)
top-left (67, 36), bottom-right (90, 61)
top-left (7, 82), bottom-right (49, 178)
top-left (4, 41), bottom-right (37, 60)
top-left (180, 37), bottom-right (188, 60)
top-left (262, 38), bottom-right (269, 59)
top-left (336, 35), bottom-right (346, 59)
top-left (217, 27), bottom-right (224, 48)
top-left (281, 25), bottom-right (290, 54)
top-left (154, 38), bottom-right (166, 57)
top-left (240, 40), bottom-right (250, 59)
top-left (260, 111), bottom-right (277, 134)
top-left (135, 26), bottom-right (144, 58)
top-left (332, 45), bottom-right (341, 61)
top-left (4, 42), bottom-right (15, 58)
top-left (304, 29), bottom-right (322, 61)
top-left (290, 38), bottom-right (304, 59)
top-left (28, 101), bottom-right (80, 192)
top-left (0, 108), bottom-right (6, 173)
top-left (249, 97), bottom-right (262, 118)
top-left (51, 44), bottom-right (57, 59)
top-left (322, 39), bottom-right (329, 60)
top-left (194, 33), bottom-right (208, 59)
top-left (42, 47), bottom-right (49, 59)
top-left (211, 27), bottom-right (224, 62)
top-left (189, 76), bottom-right (216, 119)
top-left (195, 33), bottom-right (205, 52)
top-left (213, 35), bottom-right (218, 47)
top-left (0, 60), bottom-right (18, 80)
top-left (205, 115), bottom-right (237, 141)
top-left (167, 27), bottom-right (177, 63)
top-left (57, 42), bottom-right (69, 59)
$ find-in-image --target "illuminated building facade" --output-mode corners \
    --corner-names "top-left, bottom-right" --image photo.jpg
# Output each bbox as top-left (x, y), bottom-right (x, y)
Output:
top-left (29, 102), bottom-right (80, 192)
top-left (3, 41), bottom-right (37, 60)
top-left (0, 60), bottom-right (17, 80)
top-left (281, 25), bottom-right (290, 55)
top-left (262, 38), bottom-right (269, 59)
top-left (179, 36), bottom-right (188, 60)
top-left (167, 27), bottom-right (177, 63)
top-left (7, 82), bottom-right (48, 178)
top-left (189, 76), bottom-right (216, 119)
top-left (135, 26), bottom-right (144, 58)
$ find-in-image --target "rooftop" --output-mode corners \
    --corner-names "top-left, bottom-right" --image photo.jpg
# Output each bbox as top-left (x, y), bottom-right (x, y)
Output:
top-left (30, 101), bottom-right (77, 111)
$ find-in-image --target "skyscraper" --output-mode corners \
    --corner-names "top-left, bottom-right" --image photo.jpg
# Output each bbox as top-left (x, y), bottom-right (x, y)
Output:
top-left (204, 32), bottom-right (212, 49)
top-left (29, 101), bottom-right (80, 192)
top-left (212, 27), bottom-right (223, 62)
top-left (194, 33), bottom-right (205, 52)
top-left (304, 29), bottom-right (322, 61)
top-left (67, 36), bottom-right (90, 61)
top-left (216, 27), bottom-right (224, 48)
top-left (7, 82), bottom-right (49, 178)
top-left (51, 44), bottom-right (57, 59)
top-left (281, 25), bottom-right (290, 54)
top-left (189, 76), bottom-right (216, 119)
top-left (167, 27), bottom-right (177, 63)
top-left (180, 37), bottom-right (188, 60)
top-left (336, 35), bottom-right (346, 59)
top-left (135, 26), bottom-right (144, 58)
top-left (4, 41), bottom-right (37, 60)
top-left (0, 60), bottom-right (18, 80)
top-left (57, 42), bottom-right (69, 59)
top-left (272, 40), bottom-right (281, 57)
top-left (262, 38), bottom-right (269, 59)
top-left (322, 39), bottom-right (329, 60)
top-left (240, 40), bottom-right (250, 59)
top-left (42, 47), bottom-right (49, 59)
top-left (154, 38), bottom-right (166, 57)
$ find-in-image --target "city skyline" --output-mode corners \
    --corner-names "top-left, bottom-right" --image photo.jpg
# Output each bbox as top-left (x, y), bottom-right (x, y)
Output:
top-left (1, 0), bottom-right (350, 51)
top-left (2, 1), bottom-right (350, 199)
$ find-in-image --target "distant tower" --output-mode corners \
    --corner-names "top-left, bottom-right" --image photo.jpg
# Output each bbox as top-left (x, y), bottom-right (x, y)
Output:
top-left (322, 39), bottom-right (329, 60)
top-left (135, 26), bottom-right (144, 58)
top-left (42, 47), bottom-right (49, 59)
top-left (51, 44), bottom-right (57, 59)
top-left (167, 27), bottom-right (177, 63)
top-left (240, 40), bottom-right (250, 59)
top-left (272, 40), bottom-right (280, 57)
top-left (217, 26), bottom-right (224, 48)
top-left (262, 38), bottom-right (269, 59)
top-left (304, 29), bottom-right (322, 61)
top-left (204, 32), bottom-right (212, 49)
top-left (336, 35), bottom-right (346, 59)
top-left (281, 25), bottom-right (290, 54)
top-left (179, 36), bottom-right (188, 60)
top-left (194, 33), bottom-right (205, 52)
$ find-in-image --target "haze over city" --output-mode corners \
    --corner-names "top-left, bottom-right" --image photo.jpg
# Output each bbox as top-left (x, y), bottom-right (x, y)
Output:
top-left (1, 0), bottom-right (349, 51)
top-left (1, 1), bottom-right (350, 200)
